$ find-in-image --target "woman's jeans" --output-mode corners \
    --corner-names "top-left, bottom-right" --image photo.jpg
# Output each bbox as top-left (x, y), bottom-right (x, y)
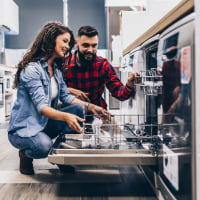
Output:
top-left (8, 104), bottom-right (83, 159)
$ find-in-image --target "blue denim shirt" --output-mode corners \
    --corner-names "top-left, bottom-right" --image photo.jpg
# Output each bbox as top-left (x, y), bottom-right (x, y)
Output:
top-left (8, 59), bottom-right (75, 137)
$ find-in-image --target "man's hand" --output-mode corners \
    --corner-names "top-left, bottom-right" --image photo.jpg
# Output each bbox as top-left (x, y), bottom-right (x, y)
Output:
top-left (126, 72), bottom-right (140, 89)
top-left (88, 104), bottom-right (112, 121)
top-left (68, 88), bottom-right (90, 102)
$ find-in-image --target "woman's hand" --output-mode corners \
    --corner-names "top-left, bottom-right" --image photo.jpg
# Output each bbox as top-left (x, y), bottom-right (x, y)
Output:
top-left (41, 105), bottom-right (85, 133)
top-left (63, 113), bottom-right (85, 134)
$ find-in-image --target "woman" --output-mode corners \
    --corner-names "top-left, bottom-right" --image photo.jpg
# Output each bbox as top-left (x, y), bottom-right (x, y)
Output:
top-left (7, 22), bottom-right (108, 175)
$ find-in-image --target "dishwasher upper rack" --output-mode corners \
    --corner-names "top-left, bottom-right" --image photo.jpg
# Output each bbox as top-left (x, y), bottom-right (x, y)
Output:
top-left (57, 114), bottom-right (189, 151)
top-left (135, 68), bottom-right (163, 96)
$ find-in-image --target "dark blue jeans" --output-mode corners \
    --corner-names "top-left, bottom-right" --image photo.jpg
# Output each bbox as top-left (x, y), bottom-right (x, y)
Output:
top-left (8, 104), bottom-right (83, 159)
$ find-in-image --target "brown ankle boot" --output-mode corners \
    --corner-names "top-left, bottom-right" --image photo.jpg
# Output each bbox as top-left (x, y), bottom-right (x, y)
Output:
top-left (19, 150), bottom-right (34, 175)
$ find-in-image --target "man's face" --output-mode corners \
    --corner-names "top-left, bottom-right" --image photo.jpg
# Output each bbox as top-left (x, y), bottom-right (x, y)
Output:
top-left (76, 35), bottom-right (98, 65)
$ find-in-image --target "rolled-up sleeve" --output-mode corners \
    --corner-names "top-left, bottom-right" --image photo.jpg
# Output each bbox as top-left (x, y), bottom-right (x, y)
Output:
top-left (20, 63), bottom-right (49, 113)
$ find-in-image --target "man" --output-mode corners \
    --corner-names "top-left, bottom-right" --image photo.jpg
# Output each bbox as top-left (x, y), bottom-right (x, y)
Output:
top-left (62, 25), bottom-right (139, 109)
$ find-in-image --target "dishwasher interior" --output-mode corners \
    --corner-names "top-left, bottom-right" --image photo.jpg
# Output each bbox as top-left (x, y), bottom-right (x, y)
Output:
top-left (48, 107), bottom-right (190, 166)
top-left (50, 113), bottom-right (182, 151)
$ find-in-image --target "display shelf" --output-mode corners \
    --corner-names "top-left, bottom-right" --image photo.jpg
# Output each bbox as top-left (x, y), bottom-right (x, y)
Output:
top-left (0, 64), bottom-right (17, 73)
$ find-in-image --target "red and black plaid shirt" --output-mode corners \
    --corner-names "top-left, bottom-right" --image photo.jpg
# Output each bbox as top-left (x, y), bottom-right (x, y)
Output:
top-left (62, 52), bottom-right (134, 109)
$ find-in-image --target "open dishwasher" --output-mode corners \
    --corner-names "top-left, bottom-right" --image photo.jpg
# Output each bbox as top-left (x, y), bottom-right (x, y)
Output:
top-left (48, 111), bottom-right (189, 167)
top-left (48, 13), bottom-right (194, 197)
top-left (48, 63), bottom-right (191, 167)
top-left (48, 50), bottom-right (192, 199)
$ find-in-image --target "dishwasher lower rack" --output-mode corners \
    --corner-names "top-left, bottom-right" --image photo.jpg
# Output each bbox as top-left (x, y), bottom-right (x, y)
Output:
top-left (48, 114), bottom-right (189, 166)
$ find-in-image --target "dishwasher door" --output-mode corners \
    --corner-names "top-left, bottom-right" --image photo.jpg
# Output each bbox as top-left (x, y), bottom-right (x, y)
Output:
top-left (48, 149), bottom-right (158, 166)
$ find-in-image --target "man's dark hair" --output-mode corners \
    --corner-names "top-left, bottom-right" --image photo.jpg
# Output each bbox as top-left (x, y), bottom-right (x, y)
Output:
top-left (77, 25), bottom-right (98, 37)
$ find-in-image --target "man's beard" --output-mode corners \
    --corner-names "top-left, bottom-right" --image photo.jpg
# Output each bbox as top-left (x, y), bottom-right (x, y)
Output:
top-left (77, 49), bottom-right (96, 67)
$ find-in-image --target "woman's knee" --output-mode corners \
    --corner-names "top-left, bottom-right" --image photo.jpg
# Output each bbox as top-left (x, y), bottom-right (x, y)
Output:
top-left (28, 133), bottom-right (53, 159)
top-left (36, 139), bottom-right (53, 158)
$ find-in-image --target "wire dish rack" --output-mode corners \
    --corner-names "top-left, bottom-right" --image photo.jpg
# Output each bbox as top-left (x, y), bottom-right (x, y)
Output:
top-left (48, 114), bottom-right (191, 166)
top-left (135, 68), bottom-right (163, 96)
top-left (55, 114), bottom-right (190, 152)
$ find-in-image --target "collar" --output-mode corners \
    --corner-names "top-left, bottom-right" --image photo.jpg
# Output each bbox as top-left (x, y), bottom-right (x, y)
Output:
top-left (40, 58), bottom-right (48, 69)
top-left (74, 51), bottom-right (81, 67)
top-left (40, 57), bottom-right (57, 70)
top-left (65, 51), bottom-right (80, 68)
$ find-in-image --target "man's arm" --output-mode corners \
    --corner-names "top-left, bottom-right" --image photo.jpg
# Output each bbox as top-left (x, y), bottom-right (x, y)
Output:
top-left (104, 60), bottom-right (139, 101)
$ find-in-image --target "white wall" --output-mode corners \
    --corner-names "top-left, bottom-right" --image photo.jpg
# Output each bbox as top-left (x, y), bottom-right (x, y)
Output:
top-left (121, 0), bottom-right (182, 50)
top-left (105, 0), bottom-right (146, 7)
top-left (111, 35), bottom-right (122, 66)
top-left (0, 0), bottom-right (19, 34)
top-left (4, 48), bottom-right (26, 66)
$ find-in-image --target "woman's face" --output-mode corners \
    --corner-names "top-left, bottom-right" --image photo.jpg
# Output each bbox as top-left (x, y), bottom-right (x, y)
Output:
top-left (54, 32), bottom-right (71, 58)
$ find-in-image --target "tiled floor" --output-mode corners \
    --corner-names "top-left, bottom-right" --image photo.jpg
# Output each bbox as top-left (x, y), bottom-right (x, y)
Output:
top-left (0, 121), bottom-right (157, 200)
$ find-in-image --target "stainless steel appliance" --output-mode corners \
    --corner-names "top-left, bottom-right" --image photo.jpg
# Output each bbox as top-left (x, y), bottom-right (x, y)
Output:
top-left (120, 45), bottom-right (145, 116)
top-left (48, 12), bottom-right (194, 200)
top-left (5, 95), bottom-right (12, 117)
top-left (0, 77), bottom-right (4, 107)
top-left (155, 12), bottom-right (194, 200)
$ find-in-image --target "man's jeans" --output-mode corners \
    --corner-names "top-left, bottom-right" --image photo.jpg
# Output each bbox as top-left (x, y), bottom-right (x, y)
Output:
top-left (8, 104), bottom-right (83, 159)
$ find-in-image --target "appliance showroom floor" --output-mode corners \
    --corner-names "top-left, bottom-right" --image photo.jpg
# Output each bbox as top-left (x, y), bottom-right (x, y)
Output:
top-left (0, 121), bottom-right (156, 200)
